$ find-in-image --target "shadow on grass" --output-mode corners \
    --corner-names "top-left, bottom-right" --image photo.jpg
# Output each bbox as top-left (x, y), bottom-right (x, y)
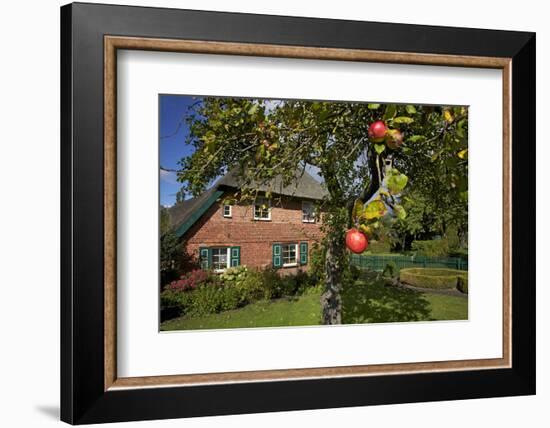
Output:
top-left (342, 273), bottom-right (432, 324)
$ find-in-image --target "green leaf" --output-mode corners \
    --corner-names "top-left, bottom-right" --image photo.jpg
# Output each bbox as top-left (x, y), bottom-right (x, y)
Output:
top-left (367, 103), bottom-right (381, 109)
top-left (457, 119), bottom-right (466, 138)
top-left (358, 224), bottom-right (371, 235)
top-left (394, 204), bottom-right (407, 220)
top-left (362, 200), bottom-right (387, 220)
top-left (383, 104), bottom-right (397, 120)
top-left (393, 116), bottom-right (415, 124)
top-left (407, 135), bottom-right (426, 143)
top-left (374, 143), bottom-right (386, 154)
top-left (353, 199), bottom-right (364, 221)
top-left (203, 130), bottom-right (216, 142)
top-left (247, 104), bottom-right (259, 115)
top-left (405, 105), bottom-right (417, 114)
top-left (455, 176), bottom-right (468, 192)
top-left (445, 157), bottom-right (458, 168)
top-left (386, 170), bottom-right (408, 194)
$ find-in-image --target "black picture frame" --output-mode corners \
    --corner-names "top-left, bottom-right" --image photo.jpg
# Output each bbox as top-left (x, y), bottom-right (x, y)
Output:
top-left (61, 2), bottom-right (535, 424)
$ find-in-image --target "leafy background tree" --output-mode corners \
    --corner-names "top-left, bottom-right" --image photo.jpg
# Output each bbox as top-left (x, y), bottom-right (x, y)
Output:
top-left (160, 206), bottom-right (196, 287)
top-left (174, 97), bottom-right (468, 324)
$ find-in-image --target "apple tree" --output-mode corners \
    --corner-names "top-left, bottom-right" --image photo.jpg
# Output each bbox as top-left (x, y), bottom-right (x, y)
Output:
top-left (176, 98), bottom-right (467, 324)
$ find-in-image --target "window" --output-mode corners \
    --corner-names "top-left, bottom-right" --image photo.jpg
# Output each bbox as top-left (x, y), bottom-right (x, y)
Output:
top-left (223, 204), bottom-right (232, 218)
top-left (211, 248), bottom-right (230, 272)
top-left (253, 197), bottom-right (271, 220)
top-left (200, 247), bottom-right (240, 272)
top-left (282, 243), bottom-right (298, 267)
top-left (272, 243), bottom-right (307, 268)
top-left (302, 201), bottom-right (315, 223)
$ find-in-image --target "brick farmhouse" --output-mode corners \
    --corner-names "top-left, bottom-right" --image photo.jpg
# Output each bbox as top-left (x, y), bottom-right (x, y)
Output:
top-left (168, 170), bottom-right (327, 274)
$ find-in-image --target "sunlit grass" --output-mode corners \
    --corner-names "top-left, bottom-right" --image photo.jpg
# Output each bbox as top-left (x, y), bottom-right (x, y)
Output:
top-left (161, 274), bottom-right (467, 331)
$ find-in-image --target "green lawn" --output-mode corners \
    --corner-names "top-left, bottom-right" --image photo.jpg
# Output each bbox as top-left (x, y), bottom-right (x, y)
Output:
top-left (161, 274), bottom-right (467, 331)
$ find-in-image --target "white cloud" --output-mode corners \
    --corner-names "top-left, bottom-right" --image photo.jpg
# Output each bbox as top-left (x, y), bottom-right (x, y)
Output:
top-left (160, 169), bottom-right (179, 185)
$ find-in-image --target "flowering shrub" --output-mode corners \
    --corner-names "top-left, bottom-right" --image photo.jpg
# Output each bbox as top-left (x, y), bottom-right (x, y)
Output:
top-left (161, 279), bottom-right (241, 318)
top-left (219, 266), bottom-right (249, 286)
top-left (160, 266), bottom-right (320, 321)
top-left (166, 269), bottom-right (211, 292)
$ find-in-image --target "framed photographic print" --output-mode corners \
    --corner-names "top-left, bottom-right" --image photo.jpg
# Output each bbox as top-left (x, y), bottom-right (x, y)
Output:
top-left (60, 2), bottom-right (536, 424)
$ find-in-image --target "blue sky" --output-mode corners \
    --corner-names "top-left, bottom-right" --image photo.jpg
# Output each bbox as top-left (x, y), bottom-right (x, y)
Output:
top-left (159, 94), bottom-right (199, 207)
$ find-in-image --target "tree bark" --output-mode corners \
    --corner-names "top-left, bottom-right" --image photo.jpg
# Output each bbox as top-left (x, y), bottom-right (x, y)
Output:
top-left (321, 148), bottom-right (385, 325)
top-left (321, 231), bottom-right (345, 324)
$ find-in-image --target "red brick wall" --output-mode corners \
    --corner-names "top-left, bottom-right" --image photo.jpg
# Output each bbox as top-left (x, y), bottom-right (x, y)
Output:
top-left (182, 193), bottom-right (324, 272)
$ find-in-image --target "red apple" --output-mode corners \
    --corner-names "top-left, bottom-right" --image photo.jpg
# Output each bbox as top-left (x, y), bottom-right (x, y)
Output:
top-left (385, 129), bottom-right (403, 150)
top-left (345, 228), bottom-right (369, 254)
top-left (368, 120), bottom-right (387, 142)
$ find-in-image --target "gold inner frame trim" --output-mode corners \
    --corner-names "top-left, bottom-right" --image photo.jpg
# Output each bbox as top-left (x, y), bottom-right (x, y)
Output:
top-left (104, 35), bottom-right (512, 391)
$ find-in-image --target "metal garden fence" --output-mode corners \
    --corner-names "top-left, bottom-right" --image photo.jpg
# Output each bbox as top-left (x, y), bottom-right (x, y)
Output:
top-left (350, 254), bottom-right (468, 272)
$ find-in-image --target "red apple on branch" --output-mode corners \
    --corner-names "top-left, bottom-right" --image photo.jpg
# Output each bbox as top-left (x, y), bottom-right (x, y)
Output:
top-left (368, 120), bottom-right (387, 143)
top-left (345, 228), bottom-right (369, 253)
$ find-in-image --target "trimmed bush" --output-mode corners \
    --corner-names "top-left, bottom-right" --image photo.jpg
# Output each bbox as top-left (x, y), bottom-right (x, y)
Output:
top-left (366, 239), bottom-right (391, 254)
top-left (456, 276), bottom-right (469, 294)
top-left (400, 268), bottom-right (468, 290)
top-left (448, 247), bottom-right (468, 259)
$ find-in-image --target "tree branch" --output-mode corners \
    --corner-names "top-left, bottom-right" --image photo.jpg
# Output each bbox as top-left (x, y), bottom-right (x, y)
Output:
top-left (347, 146), bottom-right (384, 227)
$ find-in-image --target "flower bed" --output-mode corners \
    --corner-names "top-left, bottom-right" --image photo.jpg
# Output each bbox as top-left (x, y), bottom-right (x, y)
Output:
top-left (400, 268), bottom-right (468, 292)
top-left (160, 266), bottom-right (318, 321)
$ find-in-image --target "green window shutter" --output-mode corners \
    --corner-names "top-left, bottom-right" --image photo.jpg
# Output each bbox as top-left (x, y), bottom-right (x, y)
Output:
top-left (230, 246), bottom-right (240, 267)
top-left (300, 242), bottom-right (308, 265)
top-left (272, 243), bottom-right (282, 268)
top-left (199, 247), bottom-right (210, 269)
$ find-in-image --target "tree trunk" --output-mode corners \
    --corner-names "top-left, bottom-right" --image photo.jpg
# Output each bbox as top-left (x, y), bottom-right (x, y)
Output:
top-left (321, 232), bottom-right (345, 324)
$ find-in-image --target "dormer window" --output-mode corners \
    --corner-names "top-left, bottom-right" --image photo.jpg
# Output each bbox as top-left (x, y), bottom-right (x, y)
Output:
top-left (302, 201), bottom-right (315, 223)
top-left (223, 204), bottom-right (232, 218)
top-left (253, 197), bottom-right (271, 221)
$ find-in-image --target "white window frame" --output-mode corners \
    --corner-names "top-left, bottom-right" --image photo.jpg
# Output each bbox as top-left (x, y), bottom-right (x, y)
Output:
top-left (281, 243), bottom-right (299, 267)
top-left (253, 197), bottom-right (271, 221)
top-left (301, 201), bottom-right (316, 223)
top-left (211, 247), bottom-right (231, 273)
top-left (223, 204), bottom-right (232, 218)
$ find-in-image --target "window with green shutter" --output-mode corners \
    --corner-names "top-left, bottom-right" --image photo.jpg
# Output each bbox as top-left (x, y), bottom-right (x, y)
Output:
top-left (272, 243), bottom-right (282, 268)
top-left (300, 242), bottom-right (308, 265)
top-left (199, 247), bottom-right (210, 269)
top-left (230, 246), bottom-right (240, 267)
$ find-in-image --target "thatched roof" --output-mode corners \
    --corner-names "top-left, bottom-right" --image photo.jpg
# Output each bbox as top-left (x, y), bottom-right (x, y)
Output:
top-left (216, 168), bottom-right (327, 201)
top-left (167, 169), bottom-right (326, 237)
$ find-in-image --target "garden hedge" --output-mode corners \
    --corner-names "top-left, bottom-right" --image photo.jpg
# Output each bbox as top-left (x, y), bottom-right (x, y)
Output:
top-left (411, 239), bottom-right (450, 257)
top-left (400, 268), bottom-right (468, 292)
